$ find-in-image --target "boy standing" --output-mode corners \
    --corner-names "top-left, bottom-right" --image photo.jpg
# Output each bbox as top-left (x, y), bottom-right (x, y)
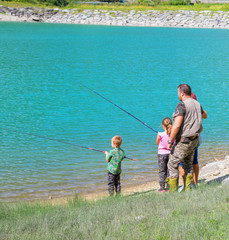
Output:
top-left (105, 135), bottom-right (125, 196)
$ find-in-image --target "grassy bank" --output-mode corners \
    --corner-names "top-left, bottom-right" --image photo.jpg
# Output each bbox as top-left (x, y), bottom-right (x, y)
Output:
top-left (1, 1), bottom-right (229, 12)
top-left (1, 182), bottom-right (229, 239)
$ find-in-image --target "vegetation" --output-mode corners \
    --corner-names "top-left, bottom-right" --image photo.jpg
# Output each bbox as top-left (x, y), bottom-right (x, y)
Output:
top-left (0, 183), bottom-right (229, 239)
top-left (1, 0), bottom-right (229, 11)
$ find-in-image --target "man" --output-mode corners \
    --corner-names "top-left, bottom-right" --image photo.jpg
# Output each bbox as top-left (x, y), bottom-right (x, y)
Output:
top-left (167, 84), bottom-right (207, 192)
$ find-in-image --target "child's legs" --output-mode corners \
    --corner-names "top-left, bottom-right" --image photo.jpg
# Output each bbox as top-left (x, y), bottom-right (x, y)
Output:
top-left (193, 164), bottom-right (199, 184)
top-left (108, 171), bottom-right (115, 196)
top-left (193, 148), bottom-right (199, 184)
top-left (158, 154), bottom-right (169, 188)
top-left (179, 164), bottom-right (185, 185)
top-left (114, 173), bottom-right (121, 194)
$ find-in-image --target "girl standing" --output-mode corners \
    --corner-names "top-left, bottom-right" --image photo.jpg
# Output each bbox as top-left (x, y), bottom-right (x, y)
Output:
top-left (156, 117), bottom-right (173, 192)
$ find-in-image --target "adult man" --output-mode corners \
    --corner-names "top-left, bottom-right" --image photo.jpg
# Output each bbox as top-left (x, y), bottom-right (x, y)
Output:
top-left (167, 84), bottom-right (207, 192)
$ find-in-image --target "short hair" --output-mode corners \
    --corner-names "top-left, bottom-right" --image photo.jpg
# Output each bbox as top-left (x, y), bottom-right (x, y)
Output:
top-left (112, 135), bottom-right (122, 148)
top-left (178, 84), bottom-right (191, 96)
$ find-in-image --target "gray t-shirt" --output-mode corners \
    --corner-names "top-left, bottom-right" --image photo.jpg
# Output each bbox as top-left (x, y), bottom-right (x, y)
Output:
top-left (173, 97), bottom-right (203, 139)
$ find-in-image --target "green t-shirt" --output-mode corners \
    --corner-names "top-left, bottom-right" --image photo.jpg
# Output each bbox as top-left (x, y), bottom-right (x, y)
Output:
top-left (107, 147), bottom-right (125, 174)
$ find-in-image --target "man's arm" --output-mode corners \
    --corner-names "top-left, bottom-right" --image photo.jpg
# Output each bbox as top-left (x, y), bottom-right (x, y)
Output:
top-left (167, 116), bottom-right (183, 150)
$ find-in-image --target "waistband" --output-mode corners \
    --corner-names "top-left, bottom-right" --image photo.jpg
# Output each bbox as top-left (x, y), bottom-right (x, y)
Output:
top-left (188, 135), bottom-right (199, 141)
top-left (176, 135), bottom-right (199, 142)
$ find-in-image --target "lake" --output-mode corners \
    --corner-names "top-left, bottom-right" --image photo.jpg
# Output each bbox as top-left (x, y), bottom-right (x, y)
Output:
top-left (0, 22), bottom-right (228, 201)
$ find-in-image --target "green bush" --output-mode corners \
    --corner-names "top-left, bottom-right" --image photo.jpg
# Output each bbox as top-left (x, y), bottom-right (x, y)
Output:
top-left (166, 0), bottom-right (191, 5)
top-left (137, 0), bottom-right (160, 6)
top-left (100, 0), bottom-right (120, 2)
top-left (52, 0), bottom-right (69, 7)
top-left (38, 0), bottom-right (69, 7)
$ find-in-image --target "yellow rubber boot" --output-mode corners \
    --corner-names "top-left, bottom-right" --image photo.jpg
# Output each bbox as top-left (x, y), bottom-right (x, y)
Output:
top-left (182, 175), bottom-right (186, 191)
top-left (185, 175), bottom-right (193, 191)
top-left (166, 177), bottom-right (179, 193)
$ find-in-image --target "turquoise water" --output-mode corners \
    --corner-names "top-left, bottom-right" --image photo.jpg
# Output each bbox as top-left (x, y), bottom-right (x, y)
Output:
top-left (0, 22), bottom-right (229, 201)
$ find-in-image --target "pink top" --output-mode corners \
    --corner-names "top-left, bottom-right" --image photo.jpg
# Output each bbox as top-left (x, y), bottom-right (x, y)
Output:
top-left (158, 131), bottom-right (170, 155)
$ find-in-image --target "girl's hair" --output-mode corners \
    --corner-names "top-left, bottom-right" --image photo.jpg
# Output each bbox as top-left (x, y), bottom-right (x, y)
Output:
top-left (162, 117), bottom-right (172, 135)
top-left (111, 135), bottom-right (122, 148)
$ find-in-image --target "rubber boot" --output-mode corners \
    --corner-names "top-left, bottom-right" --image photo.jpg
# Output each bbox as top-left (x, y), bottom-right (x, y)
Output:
top-left (185, 175), bottom-right (193, 191)
top-left (166, 177), bottom-right (179, 193)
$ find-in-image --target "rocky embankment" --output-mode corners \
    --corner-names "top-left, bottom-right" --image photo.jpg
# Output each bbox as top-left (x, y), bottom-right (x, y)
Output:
top-left (199, 156), bottom-right (229, 185)
top-left (1, 5), bottom-right (229, 28)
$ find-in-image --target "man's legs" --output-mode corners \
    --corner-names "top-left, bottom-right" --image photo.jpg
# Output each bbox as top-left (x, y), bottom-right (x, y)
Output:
top-left (168, 138), bottom-right (198, 192)
top-left (181, 139), bottom-right (198, 190)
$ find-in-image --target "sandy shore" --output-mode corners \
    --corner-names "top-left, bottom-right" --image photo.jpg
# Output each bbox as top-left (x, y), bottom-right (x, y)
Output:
top-left (1, 156), bottom-right (228, 204)
top-left (42, 155), bottom-right (229, 205)
top-left (0, 13), bottom-right (20, 22)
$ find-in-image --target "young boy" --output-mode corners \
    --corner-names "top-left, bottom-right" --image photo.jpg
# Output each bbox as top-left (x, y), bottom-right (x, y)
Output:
top-left (104, 135), bottom-right (125, 196)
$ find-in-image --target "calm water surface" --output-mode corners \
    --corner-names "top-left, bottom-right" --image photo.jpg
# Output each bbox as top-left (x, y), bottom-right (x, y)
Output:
top-left (0, 22), bottom-right (229, 201)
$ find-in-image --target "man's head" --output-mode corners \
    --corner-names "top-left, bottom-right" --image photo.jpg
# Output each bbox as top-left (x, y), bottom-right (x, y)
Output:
top-left (111, 135), bottom-right (122, 148)
top-left (177, 84), bottom-right (191, 101)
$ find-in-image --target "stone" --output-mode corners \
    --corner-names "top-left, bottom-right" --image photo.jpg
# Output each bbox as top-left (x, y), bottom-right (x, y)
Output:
top-left (222, 177), bottom-right (229, 186)
top-left (200, 163), bottom-right (220, 178)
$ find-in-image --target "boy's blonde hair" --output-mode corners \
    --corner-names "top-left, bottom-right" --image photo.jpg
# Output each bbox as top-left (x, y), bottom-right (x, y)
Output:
top-left (162, 117), bottom-right (172, 135)
top-left (111, 135), bottom-right (122, 148)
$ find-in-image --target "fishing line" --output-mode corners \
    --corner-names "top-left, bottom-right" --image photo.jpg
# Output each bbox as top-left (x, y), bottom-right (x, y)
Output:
top-left (2, 128), bottom-right (138, 161)
top-left (80, 84), bottom-right (158, 134)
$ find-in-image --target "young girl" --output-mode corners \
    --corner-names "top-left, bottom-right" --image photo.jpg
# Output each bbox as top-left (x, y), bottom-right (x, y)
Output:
top-left (156, 117), bottom-right (173, 193)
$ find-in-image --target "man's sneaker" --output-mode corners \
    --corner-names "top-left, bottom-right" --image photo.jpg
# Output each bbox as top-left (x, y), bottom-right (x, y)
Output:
top-left (158, 187), bottom-right (166, 193)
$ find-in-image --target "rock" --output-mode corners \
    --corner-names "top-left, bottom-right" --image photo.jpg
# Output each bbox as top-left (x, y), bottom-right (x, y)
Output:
top-left (1, 6), bottom-right (229, 29)
top-left (222, 177), bottom-right (229, 186)
top-left (200, 163), bottom-right (220, 178)
top-left (32, 17), bottom-right (41, 22)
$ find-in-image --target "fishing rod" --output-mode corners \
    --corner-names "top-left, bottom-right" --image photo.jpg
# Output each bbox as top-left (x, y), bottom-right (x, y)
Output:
top-left (2, 128), bottom-right (138, 161)
top-left (80, 84), bottom-right (158, 134)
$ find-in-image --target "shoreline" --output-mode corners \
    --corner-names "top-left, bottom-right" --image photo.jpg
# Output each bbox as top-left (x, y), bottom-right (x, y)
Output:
top-left (1, 6), bottom-right (229, 29)
top-left (1, 145), bottom-right (228, 203)
top-left (2, 155), bottom-right (228, 204)
top-left (38, 155), bottom-right (229, 205)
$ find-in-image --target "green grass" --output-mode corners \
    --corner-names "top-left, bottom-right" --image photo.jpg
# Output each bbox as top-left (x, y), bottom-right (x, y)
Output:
top-left (1, 1), bottom-right (229, 12)
top-left (1, 183), bottom-right (229, 239)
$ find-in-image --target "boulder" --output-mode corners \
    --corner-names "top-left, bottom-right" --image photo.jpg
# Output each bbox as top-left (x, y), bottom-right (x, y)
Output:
top-left (222, 177), bottom-right (229, 186)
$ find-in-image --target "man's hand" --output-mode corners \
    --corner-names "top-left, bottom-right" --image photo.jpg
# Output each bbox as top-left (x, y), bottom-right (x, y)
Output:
top-left (167, 143), bottom-right (172, 150)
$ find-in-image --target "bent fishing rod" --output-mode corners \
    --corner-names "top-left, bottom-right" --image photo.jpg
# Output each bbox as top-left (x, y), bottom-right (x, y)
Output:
top-left (2, 128), bottom-right (138, 161)
top-left (80, 84), bottom-right (158, 134)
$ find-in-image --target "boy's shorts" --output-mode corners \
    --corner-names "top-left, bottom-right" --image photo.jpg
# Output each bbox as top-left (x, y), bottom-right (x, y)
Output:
top-left (179, 148), bottom-right (198, 166)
